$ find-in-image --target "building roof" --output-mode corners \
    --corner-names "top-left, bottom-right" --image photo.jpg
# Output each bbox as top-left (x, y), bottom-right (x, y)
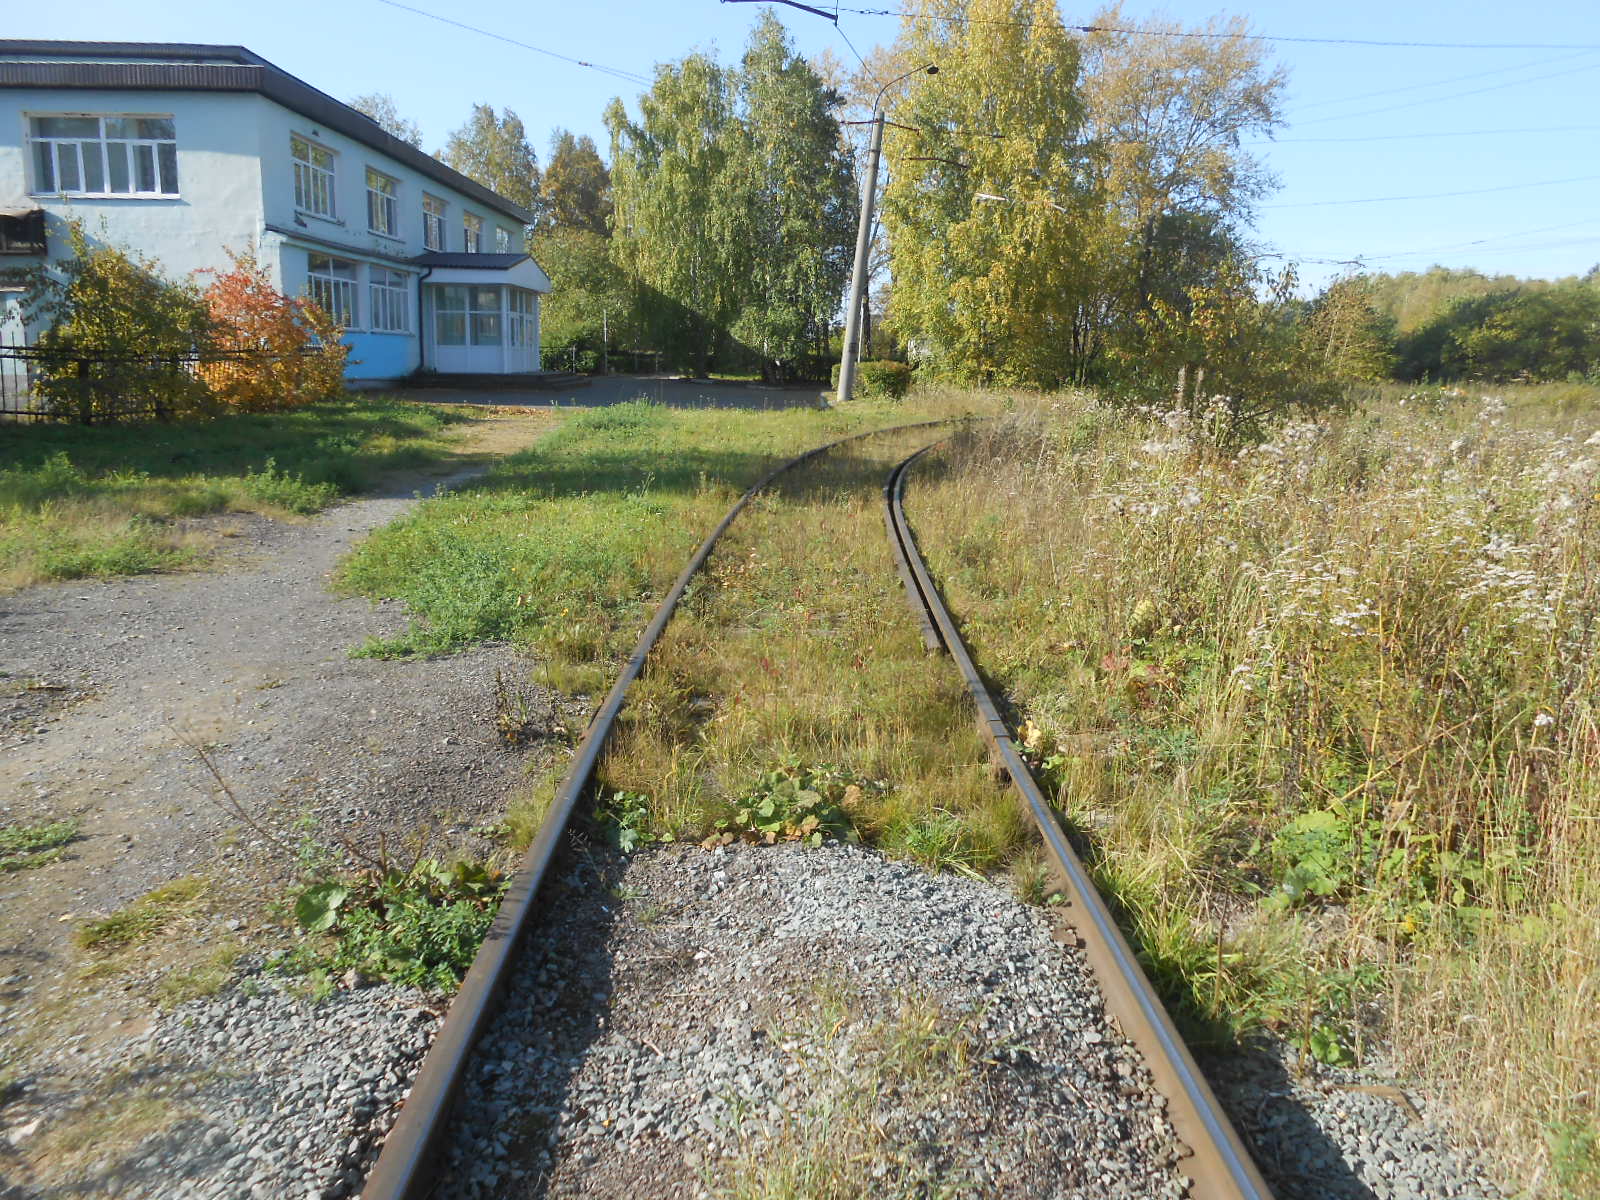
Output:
top-left (409, 252), bottom-right (532, 270)
top-left (0, 41), bottom-right (536, 226)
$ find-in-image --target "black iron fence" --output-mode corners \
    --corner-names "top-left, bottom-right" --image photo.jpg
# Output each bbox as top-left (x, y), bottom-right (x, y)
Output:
top-left (0, 338), bottom-right (295, 424)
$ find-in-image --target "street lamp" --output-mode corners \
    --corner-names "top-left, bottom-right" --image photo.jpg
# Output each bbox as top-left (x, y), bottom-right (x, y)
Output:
top-left (836, 63), bottom-right (938, 405)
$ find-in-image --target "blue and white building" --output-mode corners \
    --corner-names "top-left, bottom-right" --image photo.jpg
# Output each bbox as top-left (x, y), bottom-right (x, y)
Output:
top-left (0, 41), bottom-right (551, 382)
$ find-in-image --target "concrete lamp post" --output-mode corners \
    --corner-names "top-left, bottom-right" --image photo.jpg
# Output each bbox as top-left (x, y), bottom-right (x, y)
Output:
top-left (836, 63), bottom-right (938, 406)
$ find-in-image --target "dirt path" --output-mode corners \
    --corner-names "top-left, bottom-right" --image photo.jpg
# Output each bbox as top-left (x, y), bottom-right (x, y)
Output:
top-left (0, 412), bottom-right (561, 1145)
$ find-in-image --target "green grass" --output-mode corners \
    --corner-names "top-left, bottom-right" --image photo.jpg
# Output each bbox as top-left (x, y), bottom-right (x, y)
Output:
top-left (338, 398), bottom-right (950, 666)
top-left (75, 877), bottom-right (208, 951)
top-left (907, 382), bottom-right (1600, 1197)
top-left (0, 397), bottom-right (472, 588)
top-left (0, 819), bottom-right (80, 872)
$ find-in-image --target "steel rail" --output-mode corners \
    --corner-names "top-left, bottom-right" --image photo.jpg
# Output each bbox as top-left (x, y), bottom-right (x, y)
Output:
top-left (885, 441), bottom-right (1275, 1200)
top-left (361, 418), bottom-right (956, 1200)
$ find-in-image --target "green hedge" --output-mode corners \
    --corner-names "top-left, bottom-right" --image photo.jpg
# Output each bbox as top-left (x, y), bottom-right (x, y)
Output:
top-left (829, 360), bottom-right (913, 400)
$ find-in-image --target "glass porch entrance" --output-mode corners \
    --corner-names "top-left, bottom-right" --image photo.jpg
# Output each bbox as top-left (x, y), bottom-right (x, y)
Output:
top-left (429, 284), bottom-right (538, 374)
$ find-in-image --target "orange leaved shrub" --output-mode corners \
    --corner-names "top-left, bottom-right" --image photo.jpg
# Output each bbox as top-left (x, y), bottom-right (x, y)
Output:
top-left (200, 251), bottom-right (349, 411)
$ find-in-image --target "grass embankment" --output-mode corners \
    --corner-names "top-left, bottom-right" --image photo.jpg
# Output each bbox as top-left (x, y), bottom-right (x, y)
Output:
top-left (905, 382), bottom-right (1600, 1197)
top-left (0, 397), bottom-right (472, 589)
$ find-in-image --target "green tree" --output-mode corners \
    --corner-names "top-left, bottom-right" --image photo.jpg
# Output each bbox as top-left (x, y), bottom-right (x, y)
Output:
top-left (607, 54), bottom-right (736, 374)
top-left (440, 104), bottom-right (542, 216)
top-left (724, 11), bottom-right (856, 379)
top-left (540, 129), bottom-right (612, 236)
top-left (1304, 275), bottom-right (1396, 382)
top-left (531, 228), bottom-right (636, 365)
top-left (1458, 279), bottom-right (1600, 381)
top-left (348, 93), bottom-right (423, 148)
top-left (883, 0), bottom-right (1101, 386)
top-left (607, 19), bottom-right (855, 377)
top-left (1116, 259), bottom-right (1341, 443)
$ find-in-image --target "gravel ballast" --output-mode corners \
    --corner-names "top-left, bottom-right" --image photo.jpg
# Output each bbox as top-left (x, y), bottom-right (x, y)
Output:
top-left (439, 840), bottom-right (1192, 1200)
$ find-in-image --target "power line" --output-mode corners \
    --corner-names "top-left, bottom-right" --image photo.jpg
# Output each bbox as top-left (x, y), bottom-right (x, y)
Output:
top-left (375, 0), bottom-right (651, 85)
top-left (1292, 59), bottom-right (1600, 126)
top-left (1288, 50), bottom-right (1596, 114)
top-left (827, 5), bottom-right (1600, 50)
top-left (1247, 124), bottom-right (1600, 145)
top-left (1297, 219), bottom-right (1600, 263)
top-left (1263, 174), bottom-right (1600, 209)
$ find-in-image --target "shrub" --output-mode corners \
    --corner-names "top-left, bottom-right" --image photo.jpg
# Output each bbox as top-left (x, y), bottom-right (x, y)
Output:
top-left (20, 221), bottom-right (214, 420)
top-left (201, 251), bottom-right (348, 410)
top-left (828, 359), bottom-right (913, 400)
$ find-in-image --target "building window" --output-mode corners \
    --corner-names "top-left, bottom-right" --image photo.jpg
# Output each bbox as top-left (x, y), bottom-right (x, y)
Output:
top-left (507, 287), bottom-right (536, 346)
top-left (292, 136), bottom-right (336, 218)
top-left (28, 115), bottom-right (179, 197)
top-left (463, 212), bottom-right (483, 254)
top-left (369, 267), bottom-right (408, 332)
top-left (423, 194), bottom-right (446, 251)
top-left (366, 168), bottom-right (398, 238)
top-left (495, 226), bottom-right (511, 253)
top-left (0, 209), bottom-right (47, 255)
top-left (434, 285), bottom-right (500, 346)
top-left (306, 253), bottom-right (358, 326)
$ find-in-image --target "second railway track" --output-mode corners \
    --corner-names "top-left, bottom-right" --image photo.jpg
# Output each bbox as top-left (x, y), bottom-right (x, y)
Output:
top-left (360, 423), bottom-right (1272, 1200)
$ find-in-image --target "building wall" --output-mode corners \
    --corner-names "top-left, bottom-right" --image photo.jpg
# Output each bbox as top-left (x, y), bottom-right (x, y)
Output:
top-left (0, 87), bottom-right (267, 282)
top-left (256, 103), bottom-right (522, 260)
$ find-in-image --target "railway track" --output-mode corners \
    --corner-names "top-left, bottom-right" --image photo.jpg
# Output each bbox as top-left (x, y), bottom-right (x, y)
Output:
top-left (359, 424), bottom-right (1273, 1200)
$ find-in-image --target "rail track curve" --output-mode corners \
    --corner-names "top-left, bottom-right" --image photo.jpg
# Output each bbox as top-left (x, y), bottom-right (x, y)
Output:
top-left (361, 421), bottom-right (1273, 1200)
top-left (886, 440), bottom-right (1275, 1200)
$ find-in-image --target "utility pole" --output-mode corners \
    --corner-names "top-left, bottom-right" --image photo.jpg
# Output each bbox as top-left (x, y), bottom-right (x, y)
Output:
top-left (837, 113), bottom-right (883, 406)
top-left (836, 63), bottom-right (937, 406)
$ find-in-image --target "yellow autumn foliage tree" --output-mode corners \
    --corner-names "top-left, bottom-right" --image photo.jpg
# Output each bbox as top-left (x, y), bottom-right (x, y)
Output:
top-left (882, 0), bottom-right (1106, 387)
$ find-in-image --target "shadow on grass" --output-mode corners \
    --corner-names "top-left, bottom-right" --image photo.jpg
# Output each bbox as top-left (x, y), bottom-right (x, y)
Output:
top-left (0, 398), bottom-right (472, 489)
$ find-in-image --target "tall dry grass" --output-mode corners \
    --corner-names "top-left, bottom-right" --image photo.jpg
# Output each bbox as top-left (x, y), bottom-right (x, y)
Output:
top-left (906, 383), bottom-right (1600, 1196)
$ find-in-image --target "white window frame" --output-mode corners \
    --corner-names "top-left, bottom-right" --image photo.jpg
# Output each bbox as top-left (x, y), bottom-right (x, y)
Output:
top-left (434, 284), bottom-right (501, 346)
top-left (27, 113), bottom-right (179, 197)
top-left (369, 266), bottom-right (409, 333)
top-left (463, 212), bottom-right (483, 254)
top-left (495, 225), bottom-right (512, 253)
top-left (306, 253), bottom-right (358, 327)
top-left (365, 167), bottom-right (399, 238)
top-left (423, 194), bottom-right (446, 251)
top-left (292, 135), bottom-right (337, 219)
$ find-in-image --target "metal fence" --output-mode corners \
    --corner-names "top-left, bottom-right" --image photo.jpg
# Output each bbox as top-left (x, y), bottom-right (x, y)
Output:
top-left (0, 337), bottom-right (304, 424)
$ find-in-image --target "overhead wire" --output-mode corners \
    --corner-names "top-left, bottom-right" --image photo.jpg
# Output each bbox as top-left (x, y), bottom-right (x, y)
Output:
top-left (1291, 58), bottom-right (1600, 126)
top-left (1246, 125), bottom-right (1600, 145)
top-left (374, 0), bottom-right (652, 85)
top-left (824, 4), bottom-right (1600, 50)
top-left (1288, 49), bottom-right (1598, 113)
top-left (1263, 174), bottom-right (1600, 209)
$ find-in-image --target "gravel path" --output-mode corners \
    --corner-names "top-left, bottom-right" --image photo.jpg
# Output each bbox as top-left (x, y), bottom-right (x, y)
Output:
top-left (0, 415), bottom-right (559, 1197)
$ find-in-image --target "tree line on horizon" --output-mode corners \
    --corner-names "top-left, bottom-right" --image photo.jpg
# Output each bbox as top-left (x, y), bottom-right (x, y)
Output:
top-left (372, 0), bottom-right (1597, 399)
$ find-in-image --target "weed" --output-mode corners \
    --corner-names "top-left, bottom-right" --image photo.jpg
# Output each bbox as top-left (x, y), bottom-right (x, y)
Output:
top-left (911, 384), bottom-right (1600, 1193)
top-left (493, 668), bottom-right (543, 746)
top-left (240, 457), bottom-right (340, 514)
top-left (75, 877), bottom-right (208, 950)
top-left (0, 818), bottom-right (79, 872)
top-left (0, 398), bottom-right (470, 588)
top-left (594, 789), bottom-right (656, 852)
top-left (284, 858), bottom-right (505, 993)
top-left (708, 763), bottom-right (864, 849)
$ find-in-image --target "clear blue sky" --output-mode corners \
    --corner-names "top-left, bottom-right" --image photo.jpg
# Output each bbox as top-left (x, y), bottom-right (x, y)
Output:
top-left (14, 0), bottom-right (1600, 292)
